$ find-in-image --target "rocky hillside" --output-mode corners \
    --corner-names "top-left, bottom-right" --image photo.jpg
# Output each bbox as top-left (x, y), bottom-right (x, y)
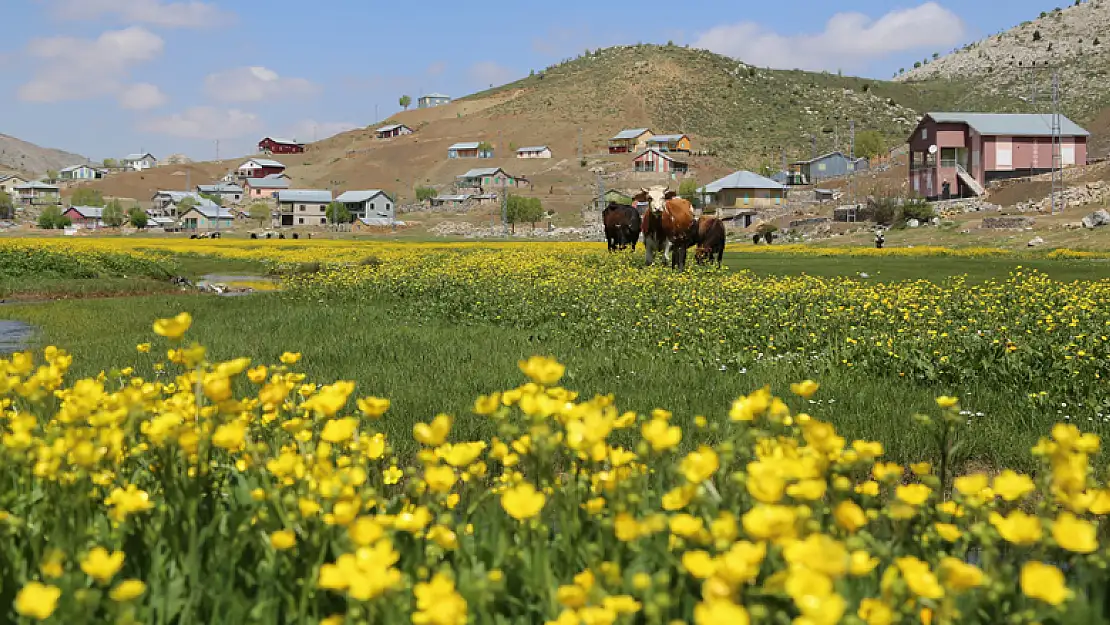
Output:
top-left (897, 1), bottom-right (1110, 125)
top-left (466, 45), bottom-right (1006, 167)
top-left (0, 133), bottom-right (87, 176)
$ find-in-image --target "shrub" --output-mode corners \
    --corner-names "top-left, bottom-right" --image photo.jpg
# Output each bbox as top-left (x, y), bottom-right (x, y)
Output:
top-left (902, 199), bottom-right (935, 223)
top-left (37, 205), bottom-right (71, 230)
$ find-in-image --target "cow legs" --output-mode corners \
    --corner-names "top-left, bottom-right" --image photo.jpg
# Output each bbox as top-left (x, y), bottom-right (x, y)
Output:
top-left (644, 238), bottom-right (655, 266)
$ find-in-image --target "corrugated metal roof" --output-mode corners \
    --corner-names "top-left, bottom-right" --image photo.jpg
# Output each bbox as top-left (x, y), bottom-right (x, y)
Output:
top-left (422, 93), bottom-right (450, 99)
top-left (264, 137), bottom-right (303, 146)
top-left (925, 112), bottom-right (1090, 137)
top-left (149, 216), bottom-right (176, 225)
top-left (376, 124), bottom-right (409, 132)
top-left (183, 205), bottom-right (235, 219)
top-left (245, 177), bottom-right (290, 189)
top-left (699, 170), bottom-right (786, 193)
top-left (198, 183), bottom-right (243, 193)
top-left (611, 128), bottom-right (651, 140)
top-left (241, 158), bottom-right (286, 168)
top-left (449, 142), bottom-right (482, 150)
top-left (633, 148), bottom-right (685, 163)
top-left (15, 181), bottom-right (59, 190)
top-left (434, 194), bottom-right (470, 201)
top-left (123, 153), bottom-right (154, 161)
top-left (517, 146), bottom-right (549, 152)
top-left (793, 151), bottom-right (848, 165)
top-left (336, 190), bottom-right (388, 203)
top-left (59, 164), bottom-right (92, 173)
top-left (68, 206), bottom-right (104, 218)
top-left (278, 189), bottom-right (332, 203)
top-left (647, 134), bottom-right (687, 143)
top-left (458, 167), bottom-right (503, 178)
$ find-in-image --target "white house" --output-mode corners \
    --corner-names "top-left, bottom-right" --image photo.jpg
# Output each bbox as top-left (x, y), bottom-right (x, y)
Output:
top-left (0, 174), bottom-right (29, 197)
top-left (150, 191), bottom-right (219, 217)
top-left (275, 189), bottom-right (332, 227)
top-left (197, 183), bottom-right (244, 204)
top-left (122, 153), bottom-right (157, 171)
top-left (59, 164), bottom-right (102, 180)
top-left (237, 158), bottom-right (287, 178)
top-left (335, 190), bottom-right (394, 221)
top-left (516, 146), bottom-right (552, 159)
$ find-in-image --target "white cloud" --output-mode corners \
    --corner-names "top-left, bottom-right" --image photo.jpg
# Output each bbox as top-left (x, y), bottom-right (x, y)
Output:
top-left (204, 66), bottom-right (320, 103)
top-left (283, 120), bottom-right (359, 143)
top-left (47, 0), bottom-right (233, 29)
top-left (19, 27), bottom-right (164, 103)
top-left (467, 61), bottom-right (517, 88)
top-left (118, 82), bottom-right (168, 110)
top-left (139, 106), bottom-right (262, 140)
top-left (692, 2), bottom-right (966, 72)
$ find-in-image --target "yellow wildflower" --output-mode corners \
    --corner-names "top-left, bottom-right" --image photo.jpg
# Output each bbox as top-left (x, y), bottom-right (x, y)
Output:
top-left (1021, 561), bottom-right (1071, 606)
top-left (81, 547), bottom-right (125, 584)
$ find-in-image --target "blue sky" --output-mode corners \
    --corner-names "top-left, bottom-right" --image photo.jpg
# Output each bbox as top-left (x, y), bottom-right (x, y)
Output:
top-left (0, 0), bottom-right (1054, 161)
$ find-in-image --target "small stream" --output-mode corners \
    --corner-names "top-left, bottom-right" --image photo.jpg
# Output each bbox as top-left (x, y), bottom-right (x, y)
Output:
top-left (195, 274), bottom-right (281, 297)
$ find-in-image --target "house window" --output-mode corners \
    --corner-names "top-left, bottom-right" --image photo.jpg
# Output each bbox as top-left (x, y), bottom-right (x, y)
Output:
top-left (299, 218), bottom-right (304, 224)
top-left (922, 128), bottom-right (929, 140)
top-left (300, 205), bottom-right (306, 211)
top-left (320, 217), bottom-right (326, 224)
top-left (370, 202), bottom-right (375, 211)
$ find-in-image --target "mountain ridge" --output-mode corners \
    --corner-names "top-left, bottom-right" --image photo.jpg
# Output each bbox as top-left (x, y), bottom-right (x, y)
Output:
top-left (0, 133), bottom-right (87, 176)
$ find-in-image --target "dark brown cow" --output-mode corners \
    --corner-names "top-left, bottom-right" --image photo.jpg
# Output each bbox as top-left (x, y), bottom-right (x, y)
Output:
top-left (602, 202), bottom-right (641, 252)
top-left (694, 217), bottom-right (726, 267)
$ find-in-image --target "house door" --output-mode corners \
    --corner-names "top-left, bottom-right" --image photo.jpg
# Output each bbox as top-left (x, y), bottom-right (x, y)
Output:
top-left (1061, 144), bottom-right (1076, 166)
top-left (995, 138), bottom-right (1013, 170)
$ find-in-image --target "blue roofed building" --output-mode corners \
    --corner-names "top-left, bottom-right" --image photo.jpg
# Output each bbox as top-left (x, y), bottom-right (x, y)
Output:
top-left (698, 170), bottom-right (787, 213)
top-left (418, 93), bottom-right (451, 108)
top-left (609, 128), bottom-right (654, 154)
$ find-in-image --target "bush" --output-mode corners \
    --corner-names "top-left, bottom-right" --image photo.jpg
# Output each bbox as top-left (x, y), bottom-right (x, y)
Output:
top-left (415, 186), bottom-right (437, 203)
top-left (37, 205), bottom-right (71, 230)
top-left (902, 199), bottom-right (935, 223)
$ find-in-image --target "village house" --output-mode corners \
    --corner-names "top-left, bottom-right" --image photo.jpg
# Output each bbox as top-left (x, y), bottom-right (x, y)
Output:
top-left (150, 191), bottom-right (218, 217)
top-left (596, 189), bottom-right (633, 208)
top-left (633, 148), bottom-right (688, 174)
top-left (698, 170), bottom-right (787, 216)
top-left (59, 164), bottom-right (102, 181)
top-left (258, 137), bottom-right (305, 155)
top-left (179, 205), bottom-right (235, 231)
top-left (197, 183), bottom-right (244, 204)
top-left (0, 174), bottom-right (29, 197)
top-left (430, 194), bottom-right (470, 208)
top-left (335, 190), bottom-right (394, 222)
top-left (63, 206), bottom-right (104, 228)
top-left (645, 134), bottom-right (692, 153)
top-left (470, 193), bottom-right (498, 206)
top-left (448, 142), bottom-right (493, 159)
top-left (516, 146), bottom-right (552, 159)
top-left (122, 153), bottom-right (157, 172)
top-left (243, 175), bottom-right (290, 200)
top-left (238, 158), bottom-right (287, 179)
top-left (456, 167), bottom-right (522, 193)
top-left (789, 152), bottom-right (868, 185)
top-left (908, 112), bottom-right (1090, 199)
top-left (14, 181), bottom-right (60, 207)
top-left (418, 93), bottom-right (451, 108)
top-left (147, 216), bottom-right (178, 232)
top-left (376, 124), bottom-right (414, 139)
top-left (275, 189), bottom-right (331, 227)
top-left (609, 128), bottom-right (654, 154)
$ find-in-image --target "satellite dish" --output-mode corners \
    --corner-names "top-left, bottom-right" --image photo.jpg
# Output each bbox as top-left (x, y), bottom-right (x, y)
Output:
top-left (928, 145), bottom-right (938, 154)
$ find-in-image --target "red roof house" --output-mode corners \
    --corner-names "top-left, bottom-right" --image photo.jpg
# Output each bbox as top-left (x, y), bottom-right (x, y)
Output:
top-left (258, 137), bottom-right (305, 155)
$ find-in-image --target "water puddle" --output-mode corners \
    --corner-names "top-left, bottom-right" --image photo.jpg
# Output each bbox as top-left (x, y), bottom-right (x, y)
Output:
top-left (0, 320), bottom-right (34, 355)
top-left (195, 274), bottom-right (281, 296)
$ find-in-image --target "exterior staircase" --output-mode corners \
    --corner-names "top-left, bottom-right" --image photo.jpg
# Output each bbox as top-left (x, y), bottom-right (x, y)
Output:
top-left (955, 164), bottom-right (985, 196)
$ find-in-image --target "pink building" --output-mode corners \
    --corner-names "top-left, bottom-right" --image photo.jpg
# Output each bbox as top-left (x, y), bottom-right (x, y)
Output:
top-left (632, 148), bottom-right (688, 174)
top-left (908, 112), bottom-right (1089, 199)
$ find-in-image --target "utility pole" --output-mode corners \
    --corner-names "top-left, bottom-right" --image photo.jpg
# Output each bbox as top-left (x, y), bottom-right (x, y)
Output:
top-left (848, 120), bottom-right (856, 204)
top-left (596, 168), bottom-right (606, 212)
top-left (500, 180), bottom-right (508, 236)
top-left (1050, 70), bottom-right (1063, 215)
top-left (577, 128), bottom-right (583, 163)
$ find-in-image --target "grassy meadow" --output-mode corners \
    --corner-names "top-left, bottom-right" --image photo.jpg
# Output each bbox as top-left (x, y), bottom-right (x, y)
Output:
top-left (3, 238), bottom-right (1110, 624)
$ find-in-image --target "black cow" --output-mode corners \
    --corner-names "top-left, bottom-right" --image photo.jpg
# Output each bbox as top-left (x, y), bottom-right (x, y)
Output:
top-left (694, 217), bottom-right (726, 267)
top-left (602, 201), bottom-right (641, 252)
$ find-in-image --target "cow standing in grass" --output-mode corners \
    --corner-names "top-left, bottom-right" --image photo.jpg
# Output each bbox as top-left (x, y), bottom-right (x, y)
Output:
top-left (637, 186), bottom-right (696, 270)
top-left (694, 217), bottom-right (726, 267)
top-left (602, 201), bottom-right (641, 252)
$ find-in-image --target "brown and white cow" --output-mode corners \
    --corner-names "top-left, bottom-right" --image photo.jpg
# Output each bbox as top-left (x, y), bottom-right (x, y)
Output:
top-left (637, 186), bottom-right (696, 269)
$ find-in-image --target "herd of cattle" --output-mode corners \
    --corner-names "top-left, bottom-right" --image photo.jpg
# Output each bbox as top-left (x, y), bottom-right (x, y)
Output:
top-left (602, 185), bottom-right (725, 269)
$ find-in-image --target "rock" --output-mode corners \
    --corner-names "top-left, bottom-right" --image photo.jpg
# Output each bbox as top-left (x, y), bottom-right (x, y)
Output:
top-left (982, 216), bottom-right (1035, 229)
top-left (1028, 236), bottom-right (1045, 247)
top-left (907, 219), bottom-right (920, 228)
top-left (1081, 209), bottom-right (1110, 228)
top-left (930, 217), bottom-right (941, 226)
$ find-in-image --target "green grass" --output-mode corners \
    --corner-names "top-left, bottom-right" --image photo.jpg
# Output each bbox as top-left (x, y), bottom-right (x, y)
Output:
top-left (721, 251), bottom-right (1110, 282)
top-left (0, 289), bottom-right (1085, 471)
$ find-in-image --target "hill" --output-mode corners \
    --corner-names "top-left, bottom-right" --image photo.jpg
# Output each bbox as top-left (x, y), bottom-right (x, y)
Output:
top-left (896, 0), bottom-right (1110, 152)
top-left (0, 133), bottom-right (87, 176)
top-left (74, 45), bottom-right (1026, 222)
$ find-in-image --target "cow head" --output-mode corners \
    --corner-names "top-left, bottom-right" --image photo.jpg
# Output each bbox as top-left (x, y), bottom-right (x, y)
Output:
top-left (641, 185), bottom-right (670, 215)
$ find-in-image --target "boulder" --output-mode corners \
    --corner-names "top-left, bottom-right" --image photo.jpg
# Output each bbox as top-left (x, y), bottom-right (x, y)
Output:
top-left (1028, 236), bottom-right (1045, 247)
top-left (1081, 209), bottom-right (1110, 229)
top-left (981, 216), bottom-right (1035, 229)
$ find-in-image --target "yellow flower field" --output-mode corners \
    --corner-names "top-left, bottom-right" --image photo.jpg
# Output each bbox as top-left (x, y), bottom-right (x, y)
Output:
top-left (1, 314), bottom-right (1109, 624)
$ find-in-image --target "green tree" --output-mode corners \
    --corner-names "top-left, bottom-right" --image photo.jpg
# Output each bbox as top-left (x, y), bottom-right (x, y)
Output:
top-left (0, 192), bottom-right (13, 220)
top-left (477, 141), bottom-right (494, 157)
top-left (45, 170), bottom-right (58, 183)
top-left (127, 205), bottom-right (148, 229)
top-left (199, 192), bottom-right (223, 207)
top-left (176, 197), bottom-right (196, 215)
top-left (248, 202), bottom-right (271, 227)
top-left (415, 186), bottom-right (437, 202)
top-left (678, 178), bottom-right (700, 205)
top-left (102, 158), bottom-right (118, 169)
top-left (70, 187), bottom-right (106, 207)
top-left (399, 95), bottom-right (412, 110)
top-left (506, 195), bottom-right (544, 233)
top-left (37, 205), bottom-right (70, 229)
top-left (326, 201), bottom-right (352, 224)
top-left (855, 130), bottom-right (886, 160)
top-left (102, 199), bottom-right (125, 227)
